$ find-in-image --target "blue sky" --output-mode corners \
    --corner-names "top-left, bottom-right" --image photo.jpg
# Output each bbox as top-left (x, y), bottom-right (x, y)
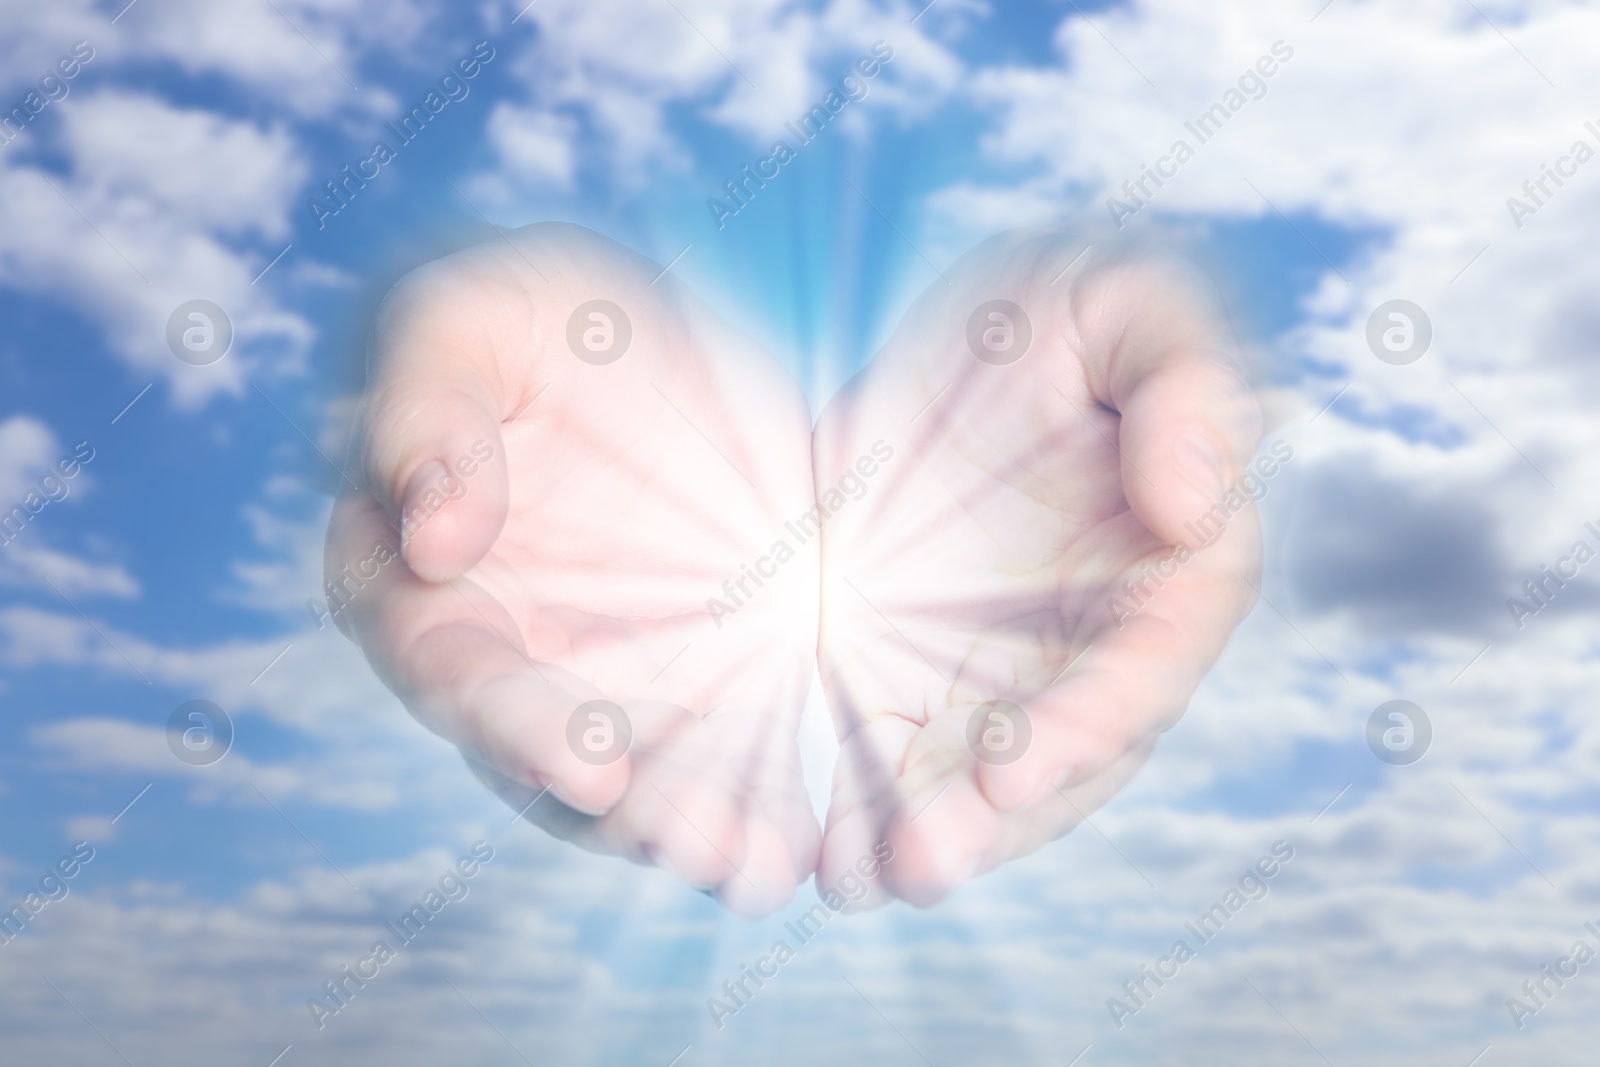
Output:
top-left (3, 0), bottom-right (1599, 1064)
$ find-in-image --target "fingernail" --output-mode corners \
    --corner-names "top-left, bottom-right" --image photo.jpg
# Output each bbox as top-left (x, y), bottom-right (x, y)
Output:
top-left (399, 459), bottom-right (449, 550)
top-left (1175, 432), bottom-right (1225, 503)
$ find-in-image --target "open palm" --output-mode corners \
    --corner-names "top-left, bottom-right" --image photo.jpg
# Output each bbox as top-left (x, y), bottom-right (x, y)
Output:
top-left (812, 231), bottom-right (1263, 906)
top-left (326, 223), bottom-right (821, 915)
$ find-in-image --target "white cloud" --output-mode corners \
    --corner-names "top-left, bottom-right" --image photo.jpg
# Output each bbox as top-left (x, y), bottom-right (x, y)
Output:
top-left (0, 543), bottom-right (139, 598)
top-left (60, 92), bottom-right (305, 241)
top-left (0, 91), bottom-right (314, 405)
top-left (0, 414), bottom-right (134, 599)
top-left (0, 832), bottom-right (623, 1066)
top-left (64, 814), bottom-right (116, 843)
top-left (33, 718), bottom-right (183, 775)
top-left (0, 415), bottom-right (58, 504)
top-left (30, 716), bottom-right (406, 812)
top-left (0, 0), bottom-right (455, 408)
top-left (485, 102), bottom-right (578, 188)
top-left (4, 2), bottom-right (1600, 1062)
top-left (0, 0), bottom-right (427, 119)
top-left (470, 0), bottom-right (967, 203)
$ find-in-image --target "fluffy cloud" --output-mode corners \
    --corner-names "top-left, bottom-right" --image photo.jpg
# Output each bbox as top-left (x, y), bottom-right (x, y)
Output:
top-left (484, 102), bottom-right (578, 188)
top-left (4, 1), bottom-right (1600, 1063)
top-left (471, 0), bottom-right (965, 201)
top-left (0, 0), bottom-right (431, 117)
top-left (0, 0), bottom-right (458, 408)
top-left (0, 544), bottom-right (139, 599)
top-left (0, 92), bottom-right (315, 404)
top-left (0, 415), bottom-right (57, 504)
top-left (0, 414), bottom-right (135, 599)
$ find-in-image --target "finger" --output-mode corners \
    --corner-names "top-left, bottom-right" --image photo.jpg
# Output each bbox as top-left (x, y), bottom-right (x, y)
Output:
top-left (715, 821), bottom-right (804, 917)
top-left (813, 714), bottom-right (918, 912)
top-left (325, 487), bottom-right (630, 814)
top-left (815, 801), bottom-right (905, 913)
top-left (878, 774), bottom-right (999, 907)
top-left (361, 257), bottom-right (517, 582)
top-left (820, 773), bottom-right (992, 911)
top-left (973, 734), bottom-right (1159, 873)
top-left (822, 722), bottom-right (1160, 907)
top-left (588, 707), bottom-right (813, 916)
top-left (1047, 734), bottom-right (1157, 825)
top-left (610, 764), bottom-right (751, 891)
top-left (1072, 256), bottom-right (1264, 543)
top-left (864, 702), bottom-right (1009, 907)
top-left (477, 707), bottom-right (813, 917)
top-left (886, 725), bottom-right (1158, 904)
top-left (975, 501), bottom-right (1259, 811)
top-left (463, 755), bottom-right (601, 845)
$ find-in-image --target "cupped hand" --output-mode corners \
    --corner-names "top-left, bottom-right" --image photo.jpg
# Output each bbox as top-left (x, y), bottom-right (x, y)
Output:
top-left (811, 230), bottom-right (1264, 907)
top-left (325, 223), bottom-right (821, 915)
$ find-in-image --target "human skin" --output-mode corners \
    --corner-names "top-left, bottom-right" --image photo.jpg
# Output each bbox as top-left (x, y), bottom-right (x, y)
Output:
top-left (325, 222), bottom-right (822, 917)
top-left (810, 230), bottom-right (1263, 907)
top-left (328, 222), bottom-right (1261, 915)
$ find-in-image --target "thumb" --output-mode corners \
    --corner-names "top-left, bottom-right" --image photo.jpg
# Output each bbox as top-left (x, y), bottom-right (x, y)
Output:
top-left (360, 268), bottom-right (512, 582)
top-left (1117, 358), bottom-right (1261, 545)
top-left (1071, 255), bottom-right (1261, 544)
